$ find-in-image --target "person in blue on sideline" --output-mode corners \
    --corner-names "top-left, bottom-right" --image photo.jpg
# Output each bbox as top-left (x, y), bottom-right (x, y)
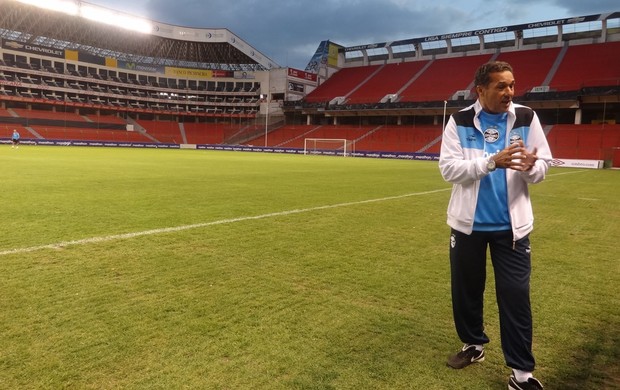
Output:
top-left (11, 129), bottom-right (20, 148)
top-left (439, 61), bottom-right (552, 390)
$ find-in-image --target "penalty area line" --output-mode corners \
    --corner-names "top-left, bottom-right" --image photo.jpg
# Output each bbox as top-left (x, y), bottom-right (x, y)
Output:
top-left (0, 188), bottom-right (450, 257)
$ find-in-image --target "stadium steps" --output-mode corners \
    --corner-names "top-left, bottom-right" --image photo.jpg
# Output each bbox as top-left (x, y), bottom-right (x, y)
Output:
top-left (351, 125), bottom-right (384, 146)
top-left (126, 118), bottom-right (160, 143)
top-left (347, 61), bottom-right (430, 104)
top-left (399, 54), bottom-right (494, 102)
top-left (550, 41), bottom-right (620, 91)
top-left (395, 60), bottom-right (433, 99)
top-left (417, 133), bottom-right (443, 153)
top-left (223, 125), bottom-right (259, 145)
top-left (341, 64), bottom-right (386, 103)
top-left (6, 108), bottom-right (19, 117)
top-left (304, 65), bottom-right (382, 103)
top-left (542, 44), bottom-right (568, 87)
top-left (178, 122), bottom-right (188, 144)
top-left (25, 126), bottom-right (43, 139)
top-left (275, 125), bottom-right (322, 148)
top-left (495, 47), bottom-right (561, 95)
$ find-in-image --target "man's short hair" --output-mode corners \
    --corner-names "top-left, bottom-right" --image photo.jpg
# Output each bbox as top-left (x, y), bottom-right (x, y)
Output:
top-left (474, 61), bottom-right (513, 87)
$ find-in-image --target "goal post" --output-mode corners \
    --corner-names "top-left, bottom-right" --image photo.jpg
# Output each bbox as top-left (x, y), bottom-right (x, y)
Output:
top-left (303, 138), bottom-right (355, 157)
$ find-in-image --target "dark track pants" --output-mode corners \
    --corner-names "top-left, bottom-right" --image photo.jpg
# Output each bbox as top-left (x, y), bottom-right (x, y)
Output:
top-left (449, 228), bottom-right (536, 371)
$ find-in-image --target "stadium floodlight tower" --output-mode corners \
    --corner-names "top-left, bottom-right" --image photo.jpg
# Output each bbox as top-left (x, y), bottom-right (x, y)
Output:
top-left (79, 2), bottom-right (152, 33)
top-left (15, 0), bottom-right (153, 33)
top-left (16, 0), bottom-right (78, 15)
top-left (261, 94), bottom-right (268, 147)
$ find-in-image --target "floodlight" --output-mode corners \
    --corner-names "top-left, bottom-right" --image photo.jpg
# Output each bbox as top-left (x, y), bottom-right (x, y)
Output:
top-left (15, 0), bottom-right (151, 34)
top-left (80, 3), bottom-right (152, 34)
top-left (16, 0), bottom-right (79, 15)
top-left (79, 3), bottom-right (108, 21)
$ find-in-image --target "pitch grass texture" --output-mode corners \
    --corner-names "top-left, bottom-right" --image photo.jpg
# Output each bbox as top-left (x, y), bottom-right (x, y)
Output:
top-left (0, 146), bottom-right (617, 389)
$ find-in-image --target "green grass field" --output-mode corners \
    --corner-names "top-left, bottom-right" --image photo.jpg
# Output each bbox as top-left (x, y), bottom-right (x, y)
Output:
top-left (0, 146), bottom-right (618, 389)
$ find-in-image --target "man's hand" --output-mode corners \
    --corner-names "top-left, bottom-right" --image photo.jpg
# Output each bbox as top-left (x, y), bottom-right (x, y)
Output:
top-left (491, 141), bottom-right (537, 171)
top-left (518, 144), bottom-right (538, 171)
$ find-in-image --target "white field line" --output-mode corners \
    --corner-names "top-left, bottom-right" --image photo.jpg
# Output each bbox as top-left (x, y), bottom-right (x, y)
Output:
top-left (547, 170), bottom-right (588, 177)
top-left (0, 188), bottom-right (450, 257)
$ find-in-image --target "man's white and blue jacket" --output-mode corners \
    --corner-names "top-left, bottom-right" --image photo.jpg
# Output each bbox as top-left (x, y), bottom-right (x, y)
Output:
top-left (439, 100), bottom-right (553, 242)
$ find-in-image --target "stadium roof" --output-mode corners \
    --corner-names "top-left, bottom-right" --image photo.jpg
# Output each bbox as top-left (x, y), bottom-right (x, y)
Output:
top-left (0, 0), bottom-right (279, 71)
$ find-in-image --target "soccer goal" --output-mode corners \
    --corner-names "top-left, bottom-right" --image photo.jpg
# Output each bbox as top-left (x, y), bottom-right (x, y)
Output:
top-left (303, 138), bottom-right (354, 157)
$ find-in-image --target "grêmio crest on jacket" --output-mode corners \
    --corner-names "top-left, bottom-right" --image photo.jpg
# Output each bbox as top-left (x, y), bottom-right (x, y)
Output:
top-left (483, 127), bottom-right (500, 143)
top-left (509, 128), bottom-right (523, 145)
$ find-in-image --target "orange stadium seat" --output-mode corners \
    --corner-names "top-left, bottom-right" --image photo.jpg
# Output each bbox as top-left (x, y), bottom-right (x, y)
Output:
top-left (182, 122), bottom-right (250, 145)
top-left (10, 108), bottom-right (86, 122)
top-left (304, 65), bottom-right (382, 103)
top-left (31, 126), bottom-right (151, 143)
top-left (136, 120), bottom-right (183, 144)
top-left (550, 42), bottom-right (620, 91)
top-left (346, 61), bottom-right (430, 104)
top-left (496, 47), bottom-right (562, 96)
top-left (0, 124), bottom-right (30, 139)
top-left (399, 54), bottom-right (493, 102)
top-left (546, 124), bottom-right (620, 160)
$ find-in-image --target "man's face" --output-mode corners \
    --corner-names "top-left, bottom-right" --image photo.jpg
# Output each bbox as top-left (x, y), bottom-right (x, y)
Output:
top-left (477, 70), bottom-right (515, 114)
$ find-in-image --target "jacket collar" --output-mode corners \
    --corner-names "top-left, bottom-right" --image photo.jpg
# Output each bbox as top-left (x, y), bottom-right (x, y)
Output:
top-left (473, 99), bottom-right (515, 117)
top-left (472, 99), bottom-right (516, 132)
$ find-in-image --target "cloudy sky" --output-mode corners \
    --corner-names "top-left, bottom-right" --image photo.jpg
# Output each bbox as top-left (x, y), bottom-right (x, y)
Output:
top-left (87, 0), bottom-right (618, 70)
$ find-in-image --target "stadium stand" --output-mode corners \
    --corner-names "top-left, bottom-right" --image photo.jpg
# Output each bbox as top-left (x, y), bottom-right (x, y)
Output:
top-left (10, 108), bottom-right (86, 122)
top-left (0, 123), bottom-right (29, 138)
top-left (0, 1), bottom-right (618, 166)
top-left (30, 126), bottom-right (151, 143)
top-left (549, 41), bottom-right (620, 91)
top-left (399, 54), bottom-right (493, 102)
top-left (345, 61), bottom-right (430, 104)
top-left (546, 124), bottom-right (620, 160)
top-left (303, 65), bottom-right (382, 103)
top-left (84, 114), bottom-right (127, 125)
top-left (246, 124), bottom-right (318, 148)
top-left (245, 124), bottom-right (444, 154)
top-left (136, 120), bottom-right (183, 144)
top-left (182, 122), bottom-right (226, 145)
top-left (495, 47), bottom-right (562, 96)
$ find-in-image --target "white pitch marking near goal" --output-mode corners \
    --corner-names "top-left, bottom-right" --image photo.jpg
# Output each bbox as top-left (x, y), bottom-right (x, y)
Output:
top-left (0, 188), bottom-right (450, 257)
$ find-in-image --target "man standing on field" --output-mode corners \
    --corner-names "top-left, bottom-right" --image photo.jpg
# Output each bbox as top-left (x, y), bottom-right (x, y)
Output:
top-left (439, 61), bottom-right (552, 390)
top-left (12, 129), bottom-right (20, 148)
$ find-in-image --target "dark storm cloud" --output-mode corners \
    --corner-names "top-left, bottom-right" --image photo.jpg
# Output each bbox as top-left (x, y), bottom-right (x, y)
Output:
top-left (140, 0), bottom-right (470, 69)
top-left (89, 0), bottom-right (618, 70)
top-left (538, 0), bottom-right (618, 15)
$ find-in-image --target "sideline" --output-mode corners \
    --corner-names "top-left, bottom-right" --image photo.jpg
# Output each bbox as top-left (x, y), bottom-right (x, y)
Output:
top-left (546, 169), bottom-right (589, 177)
top-left (0, 188), bottom-right (450, 257)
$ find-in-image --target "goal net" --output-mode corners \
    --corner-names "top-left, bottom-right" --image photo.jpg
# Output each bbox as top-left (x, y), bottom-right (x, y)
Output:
top-left (303, 138), bottom-right (354, 157)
